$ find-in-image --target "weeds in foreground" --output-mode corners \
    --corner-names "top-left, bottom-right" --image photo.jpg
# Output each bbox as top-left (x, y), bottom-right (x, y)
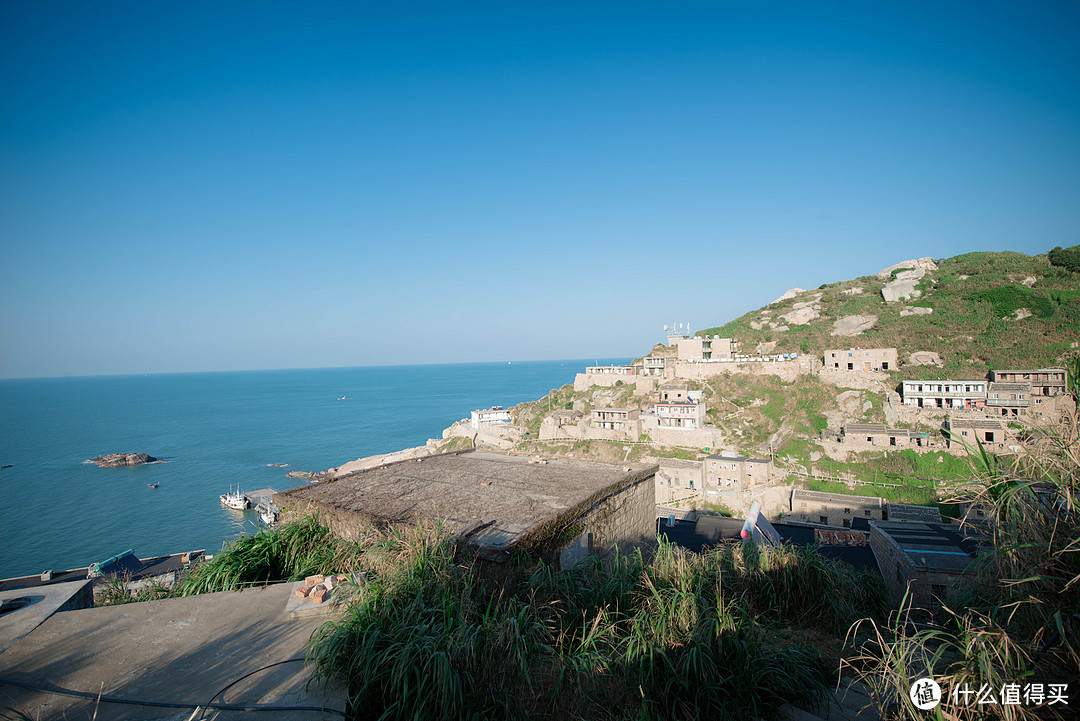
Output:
top-left (307, 533), bottom-right (887, 721)
top-left (843, 410), bottom-right (1080, 720)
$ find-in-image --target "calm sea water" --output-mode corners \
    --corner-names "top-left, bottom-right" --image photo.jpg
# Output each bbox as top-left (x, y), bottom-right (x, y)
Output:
top-left (0, 359), bottom-right (624, 579)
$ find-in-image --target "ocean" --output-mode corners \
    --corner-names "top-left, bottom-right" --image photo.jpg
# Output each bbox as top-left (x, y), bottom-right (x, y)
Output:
top-left (0, 359), bottom-right (624, 579)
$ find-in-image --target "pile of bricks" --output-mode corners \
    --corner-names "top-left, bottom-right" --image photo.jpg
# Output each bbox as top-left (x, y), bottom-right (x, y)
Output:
top-left (294, 574), bottom-right (349, 604)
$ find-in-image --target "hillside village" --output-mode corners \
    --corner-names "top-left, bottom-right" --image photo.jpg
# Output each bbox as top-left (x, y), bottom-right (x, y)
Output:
top-left (440, 251), bottom-right (1078, 525)
top-left (2, 249), bottom-right (1076, 721)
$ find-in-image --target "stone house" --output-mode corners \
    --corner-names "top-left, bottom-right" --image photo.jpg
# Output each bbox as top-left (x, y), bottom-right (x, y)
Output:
top-left (989, 368), bottom-right (1066, 398)
top-left (824, 347), bottom-right (898, 371)
top-left (656, 383), bottom-right (690, 402)
top-left (704, 454), bottom-right (772, 490)
top-left (653, 400), bottom-right (706, 430)
top-left (790, 490), bottom-right (884, 527)
top-left (677, 336), bottom-right (737, 361)
top-left (655, 458), bottom-right (705, 505)
top-left (868, 520), bottom-right (986, 608)
top-left (986, 382), bottom-right (1030, 417)
top-left (901, 380), bottom-right (987, 409)
top-left (585, 364), bottom-right (640, 376)
top-left (470, 406), bottom-right (512, 430)
top-left (826, 423), bottom-right (933, 449)
top-left (642, 356), bottom-right (672, 377)
top-left (885, 503), bottom-right (942, 524)
top-left (538, 409), bottom-right (584, 441)
top-left (944, 418), bottom-right (1007, 450)
top-left (274, 451), bottom-right (658, 573)
top-left (590, 408), bottom-right (642, 440)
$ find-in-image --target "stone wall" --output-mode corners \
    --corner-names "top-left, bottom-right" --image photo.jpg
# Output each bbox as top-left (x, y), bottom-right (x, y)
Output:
top-left (573, 472), bottom-right (657, 564)
top-left (649, 426), bottom-right (725, 449)
top-left (790, 492), bottom-right (884, 527)
top-left (573, 373), bottom-right (653, 392)
top-left (674, 358), bottom-right (817, 382)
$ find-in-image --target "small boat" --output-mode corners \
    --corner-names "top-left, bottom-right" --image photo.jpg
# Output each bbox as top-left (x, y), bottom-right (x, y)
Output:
top-left (219, 487), bottom-right (249, 510)
top-left (147, 483), bottom-right (159, 489)
top-left (338, 396), bottom-right (347, 400)
top-left (258, 506), bottom-right (278, 527)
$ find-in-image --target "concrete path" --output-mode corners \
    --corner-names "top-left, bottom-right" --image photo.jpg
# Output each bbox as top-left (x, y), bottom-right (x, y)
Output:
top-left (777, 678), bottom-right (881, 720)
top-left (0, 583), bottom-right (346, 720)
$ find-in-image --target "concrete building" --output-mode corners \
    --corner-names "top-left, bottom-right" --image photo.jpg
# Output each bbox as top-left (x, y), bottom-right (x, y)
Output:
top-left (886, 503), bottom-right (942, 524)
top-left (790, 490), bottom-right (884, 527)
top-left (989, 368), bottom-right (1067, 398)
top-left (642, 356), bottom-right (672, 377)
top-left (538, 409), bottom-right (584, 441)
top-left (901, 379), bottom-right (987, 409)
top-left (654, 400), bottom-right (706, 429)
top-left (986, 382), bottom-right (1031, 417)
top-left (868, 521), bottom-right (987, 608)
top-left (656, 383), bottom-right (690, 402)
top-left (944, 418), bottom-right (1007, 450)
top-left (591, 407), bottom-right (641, 432)
top-left (585, 364), bottom-right (640, 376)
top-left (676, 336), bottom-right (738, 362)
top-left (824, 347), bottom-right (898, 371)
top-left (274, 451), bottom-right (657, 571)
top-left (655, 458), bottom-right (705, 505)
top-left (704, 454), bottom-right (772, 490)
top-left (826, 423), bottom-right (933, 449)
top-left (470, 406), bottom-right (512, 430)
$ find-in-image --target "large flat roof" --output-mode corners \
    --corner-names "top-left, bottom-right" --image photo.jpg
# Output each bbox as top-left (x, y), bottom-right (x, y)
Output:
top-left (276, 451), bottom-right (655, 556)
top-left (869, 521), bottom-right (986, 572)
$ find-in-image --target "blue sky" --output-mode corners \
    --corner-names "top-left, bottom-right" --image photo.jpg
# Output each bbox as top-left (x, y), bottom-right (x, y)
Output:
top-left (2, 1), bottom-right (1078, 378)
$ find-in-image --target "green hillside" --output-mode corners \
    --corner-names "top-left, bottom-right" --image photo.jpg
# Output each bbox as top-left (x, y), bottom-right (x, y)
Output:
top-left (699, 249), bottom-right (1080, 378)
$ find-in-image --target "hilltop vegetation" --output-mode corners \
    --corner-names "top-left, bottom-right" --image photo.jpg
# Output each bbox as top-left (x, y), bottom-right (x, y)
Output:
top-left (699, 250), bottom-right (1080, 378)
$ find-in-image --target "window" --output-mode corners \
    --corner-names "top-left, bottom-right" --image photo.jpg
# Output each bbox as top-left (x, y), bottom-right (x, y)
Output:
top-left (864, 509), bottom-right (872, 517)
top-left (844, 508), bottom-right (851, 514)
top-left (819, 516), bottom-right (828, 524)
top-left (882, 362), bottom-right (889, 370)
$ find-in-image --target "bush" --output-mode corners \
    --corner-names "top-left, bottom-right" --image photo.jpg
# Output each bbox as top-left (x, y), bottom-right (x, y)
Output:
top-left (1048, 244), bottom-right (1080, 272)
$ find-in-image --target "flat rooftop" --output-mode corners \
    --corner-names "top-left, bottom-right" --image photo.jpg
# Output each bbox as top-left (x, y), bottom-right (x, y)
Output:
top-left (276, 451), bottom-right (655, 556)
top-left (0, 583), bottom-right (344, 720)
top-left (792, 489), bottom-right (882, 506)
top-left (870, 521), bottom-right (986, 572)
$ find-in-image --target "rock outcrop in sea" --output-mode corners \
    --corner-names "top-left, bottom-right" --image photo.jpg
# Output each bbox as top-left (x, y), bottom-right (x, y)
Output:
top-left (90, 453), bottom-right (158, 468)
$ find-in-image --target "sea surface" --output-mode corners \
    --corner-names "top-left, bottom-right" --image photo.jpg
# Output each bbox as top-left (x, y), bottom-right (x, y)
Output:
top-left (0, 359), bottom-right (624, 579)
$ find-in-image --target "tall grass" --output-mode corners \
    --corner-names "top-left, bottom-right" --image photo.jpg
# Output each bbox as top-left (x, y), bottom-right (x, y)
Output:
top-left (844, 410), bottom-right (1080, 720)
top-left (308, 532), bottom-right (888, 720)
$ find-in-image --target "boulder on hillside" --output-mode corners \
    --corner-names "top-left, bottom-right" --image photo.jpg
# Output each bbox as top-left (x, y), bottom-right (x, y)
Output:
top-left (882, 279), bottom-right (921, 303)
top-left (900, 306), bottom-right (933, 316)
top-left (771, 288), bottom-right (805, 305)
top-left (90, 452), bottom-right (158, 468)
top-left (781, 306), bottom-right (819, 325)
top-left (876, 257), bottom-right (938, 280)
top-left (908, 351), bottom-right (942, 367)
top-left (831, 315), bottom-right (877, 336)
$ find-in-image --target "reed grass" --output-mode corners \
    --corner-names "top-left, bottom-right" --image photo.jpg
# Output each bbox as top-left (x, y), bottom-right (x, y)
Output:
top-left (307, 529), bottom-right (887, 720)
top-left (843, 409), bottom-right (1080, 720)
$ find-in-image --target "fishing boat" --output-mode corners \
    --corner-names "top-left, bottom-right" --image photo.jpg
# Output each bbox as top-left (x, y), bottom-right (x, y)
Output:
top-left (219, 487), bottom-right (249, 510)
top-left (147, 483), bottom-right (159, 489)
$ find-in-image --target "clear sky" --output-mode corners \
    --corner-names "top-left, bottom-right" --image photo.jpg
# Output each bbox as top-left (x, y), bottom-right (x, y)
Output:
top-left (2, 1), bottom-right (1078, 378)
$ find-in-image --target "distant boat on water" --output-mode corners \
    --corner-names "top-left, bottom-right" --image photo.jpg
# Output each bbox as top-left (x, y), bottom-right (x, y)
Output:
top-left (338, 396), bottom-right (347, 400)
top-left (147, 483), bottom-right (158, 489)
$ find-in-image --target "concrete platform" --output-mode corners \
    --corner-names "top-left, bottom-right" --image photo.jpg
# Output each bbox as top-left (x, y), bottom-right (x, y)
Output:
top-left (0, 583), bottom-right (346, 720)
top-left (0, 579), bottom-right (91, 654)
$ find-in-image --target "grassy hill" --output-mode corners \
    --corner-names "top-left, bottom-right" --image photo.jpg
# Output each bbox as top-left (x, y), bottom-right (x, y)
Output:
top-left (698, 250), bottom-right (1080, 378)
